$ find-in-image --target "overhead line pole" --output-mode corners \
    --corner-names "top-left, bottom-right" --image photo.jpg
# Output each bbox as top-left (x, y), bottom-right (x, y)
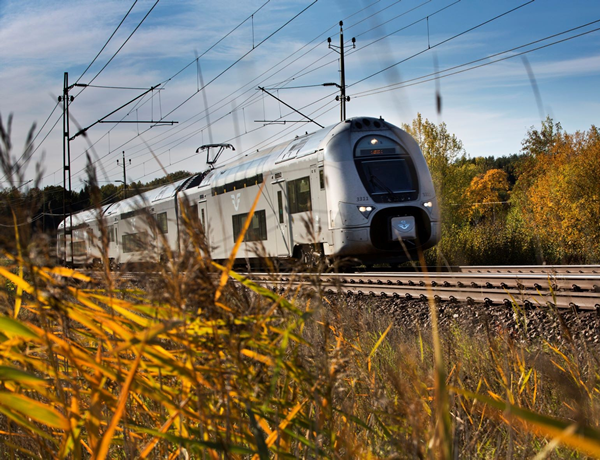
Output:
top-left (61, 72), bottom-right (74, 267)
top-left (60, 79), bottom-right (176, 266)
top-left (117, 151), bottom-right (130, 198)
top-left (328, 21), bottom-right (355, 121)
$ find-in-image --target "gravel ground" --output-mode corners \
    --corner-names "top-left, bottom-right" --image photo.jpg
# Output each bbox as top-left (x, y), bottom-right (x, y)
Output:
top-left (336, 294), bottom-right (600, 346)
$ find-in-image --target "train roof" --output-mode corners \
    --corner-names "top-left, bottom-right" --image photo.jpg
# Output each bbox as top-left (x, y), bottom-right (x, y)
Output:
top-left (56, 206), bottom-right (106, 230)
top-left (190, 123), bottom-right (337, 192)
top-left (195, 116), bottom-right (393, 188)
top-left (58, 175), bottom-right (198, 229)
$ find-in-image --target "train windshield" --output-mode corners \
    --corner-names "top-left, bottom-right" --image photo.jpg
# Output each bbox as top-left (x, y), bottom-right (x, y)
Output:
top-left (354, 135), bottom-right (418, 203)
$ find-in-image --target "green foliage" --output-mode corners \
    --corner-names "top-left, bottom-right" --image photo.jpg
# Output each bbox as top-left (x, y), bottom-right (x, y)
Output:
top-left (408, 114), bottom-right (599, 265)
top-left (144, 170), bottom-right (192, 188)
top-left (402, 113), bottom-right (466, 217)
top-left (514, 121), bottom-right (600, 263)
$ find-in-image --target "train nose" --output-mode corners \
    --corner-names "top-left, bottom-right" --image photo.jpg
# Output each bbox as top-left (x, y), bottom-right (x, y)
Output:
top-left (391, 216), bottom-right (416, 240)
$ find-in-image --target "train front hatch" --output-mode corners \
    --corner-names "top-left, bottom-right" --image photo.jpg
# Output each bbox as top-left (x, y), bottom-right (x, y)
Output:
top-left (391, 216), bottom-right (416, 241)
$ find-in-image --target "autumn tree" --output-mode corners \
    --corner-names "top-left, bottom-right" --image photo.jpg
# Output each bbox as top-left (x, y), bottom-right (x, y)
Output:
top-left (402, 114), bottom-right (468, 228)
top-left (519, 124), bottom-right (600, 262)
top-left (465, 168), bottom-right (510, 222)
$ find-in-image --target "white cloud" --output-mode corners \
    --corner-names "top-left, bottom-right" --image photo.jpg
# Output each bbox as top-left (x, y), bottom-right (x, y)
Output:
top-left (1, 0), bottom-right (599, 187)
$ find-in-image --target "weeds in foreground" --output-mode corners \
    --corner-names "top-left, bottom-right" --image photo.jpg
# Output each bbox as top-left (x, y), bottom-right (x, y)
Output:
top-left (2, 231), bottom-right (600, 458)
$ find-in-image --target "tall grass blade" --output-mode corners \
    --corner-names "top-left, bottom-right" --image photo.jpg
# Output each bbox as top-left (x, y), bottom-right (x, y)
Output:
top-left (0, 392), bottom-right (69, 430)
top-left (95, 344), bottom-right (145, 460)
top-left (368, 322), bottom-right (393, 372)
top-left (453, 387), bottom-right (600, 457)
top-left (0, 316), bottom-right (38, 339)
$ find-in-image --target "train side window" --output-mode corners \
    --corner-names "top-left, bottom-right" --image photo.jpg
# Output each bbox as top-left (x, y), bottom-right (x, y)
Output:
top-left (122, 233), bottom-right (148, 253)
top-left (287, 176), bottom-right (312, 214)
top-left (72, 241), bottom-right (87, 256)
top-left (232, 210), bottom-right (267, 242)
top-left (108, 227), bottom-right (115, 243)
top-left (156, 212), bottom-right (168, 234)
top-left (277, 191), bottom-right (284, 224)
top-left (200, 208), bottom-right (206, 228)
top-left (319, 168), bottom-right (325, 190)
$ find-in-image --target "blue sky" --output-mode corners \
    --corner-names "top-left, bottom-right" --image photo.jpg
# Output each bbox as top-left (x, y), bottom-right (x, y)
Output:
top-left (1, 0), bottom-right (599, 189)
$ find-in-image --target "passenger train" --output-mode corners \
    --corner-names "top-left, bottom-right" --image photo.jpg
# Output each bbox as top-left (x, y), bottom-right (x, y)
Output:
top-left (57, 116), bottom-right (440, 268)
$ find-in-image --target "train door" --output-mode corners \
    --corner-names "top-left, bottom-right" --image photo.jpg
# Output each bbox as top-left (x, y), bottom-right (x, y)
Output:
top-left (109, 222), bottom-right (119, 266)
top-left (108, 223), bottom-right (118, 253)
top-left (309, 163), bottom-right (328, 239)
top-left (198, 200), bottom-right (209, 244)
top-left (273, 180), bottom-right (292, 256)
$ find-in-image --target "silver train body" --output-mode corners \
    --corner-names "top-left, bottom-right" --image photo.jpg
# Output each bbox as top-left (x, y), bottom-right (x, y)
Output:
top-left (57, 117), bottom-right (440, 267)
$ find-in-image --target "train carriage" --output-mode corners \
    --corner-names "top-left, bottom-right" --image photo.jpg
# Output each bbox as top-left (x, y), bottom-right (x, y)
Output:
top-left (58, 116), bottom-right (440, 268)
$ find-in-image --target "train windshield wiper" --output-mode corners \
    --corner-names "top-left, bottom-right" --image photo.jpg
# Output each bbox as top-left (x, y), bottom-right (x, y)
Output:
top-left (369, 174), bottom-right (397, 201)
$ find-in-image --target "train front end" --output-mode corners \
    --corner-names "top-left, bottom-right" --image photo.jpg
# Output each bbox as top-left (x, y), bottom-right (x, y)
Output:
top-left (324, 117), bottom-right (440, 265)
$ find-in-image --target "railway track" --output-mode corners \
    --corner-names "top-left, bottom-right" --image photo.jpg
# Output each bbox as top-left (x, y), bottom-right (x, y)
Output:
top-left (251, 266), bottom-right (600, 310)
top-left (113, 264), bottom-right (600, 310)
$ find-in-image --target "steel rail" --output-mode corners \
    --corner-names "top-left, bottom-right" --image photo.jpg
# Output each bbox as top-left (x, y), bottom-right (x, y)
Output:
top-left (455, 265), bottom-right (600, 275)
top-left (392, 265), bottom-right (600, 274)
top-left (262, 272), bottom-right (600, 292)
top-left (250, 271), bottom-right (600, 310)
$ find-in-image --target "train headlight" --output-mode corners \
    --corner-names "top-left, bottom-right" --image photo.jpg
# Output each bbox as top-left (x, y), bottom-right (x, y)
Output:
top-left (423, 201), bottom-right (433, 208)
top-left (358, 205), bottom-right (374, 218)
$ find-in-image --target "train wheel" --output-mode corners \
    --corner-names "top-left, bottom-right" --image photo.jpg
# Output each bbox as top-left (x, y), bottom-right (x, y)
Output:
top-left (299, 244), bottom-right (324, 272)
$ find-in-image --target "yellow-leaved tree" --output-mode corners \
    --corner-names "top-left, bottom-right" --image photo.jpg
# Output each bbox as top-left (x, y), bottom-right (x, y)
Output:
top-left (518, 119), bottom-right (600, 262)
top-left (465, 168), bottom-right (510, 222)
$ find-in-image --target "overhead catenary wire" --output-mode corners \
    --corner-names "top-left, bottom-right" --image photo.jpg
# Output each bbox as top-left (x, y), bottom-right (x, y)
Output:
top-left (351, 19), bottom-right (600, 98)
top-left (49, 0), bottom-right (328, 185)
top-left (117, 11), bottom-right (598, 184)
top-left (76, 0), bottom-right (161, 92)
top-left (40, 0), bottom-right (322, 186)
top-left (29, 0), bottom-right (464, 188)
top-left (113, 85), bottom-right (339, 180)
top-left (139, 97), bottom-right (339, 181)
top-left (64, 0), bottom-right (387, 184)
top-left (282, 0), bottom-right (462, 84)
top-left (158, 1), bottom-right (272, 88)
top-left (351, 0), bottom-right (433, 36)
top-left (349, 0), bottom-right (536, 88)
top-left (129, 87), bottom-right (338, 181)
top-left (10, 0), bottom-right (158, 186)
top-left (36, 0), bottom-right (578, 195)
top-left (48, 4), bottom-right (597, 219)
top-left (0, 99), bottom-right (61, 184)
top-left (158, 0), bottom-right (319, 122)
top-left (74, 0), bottom-right (139, 86)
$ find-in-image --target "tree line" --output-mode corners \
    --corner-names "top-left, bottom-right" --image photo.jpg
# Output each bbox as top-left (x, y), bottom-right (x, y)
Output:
top-left (1, 113), bottom-right (599, 265)
top-left (404, 114), bottom-right (600, 265)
